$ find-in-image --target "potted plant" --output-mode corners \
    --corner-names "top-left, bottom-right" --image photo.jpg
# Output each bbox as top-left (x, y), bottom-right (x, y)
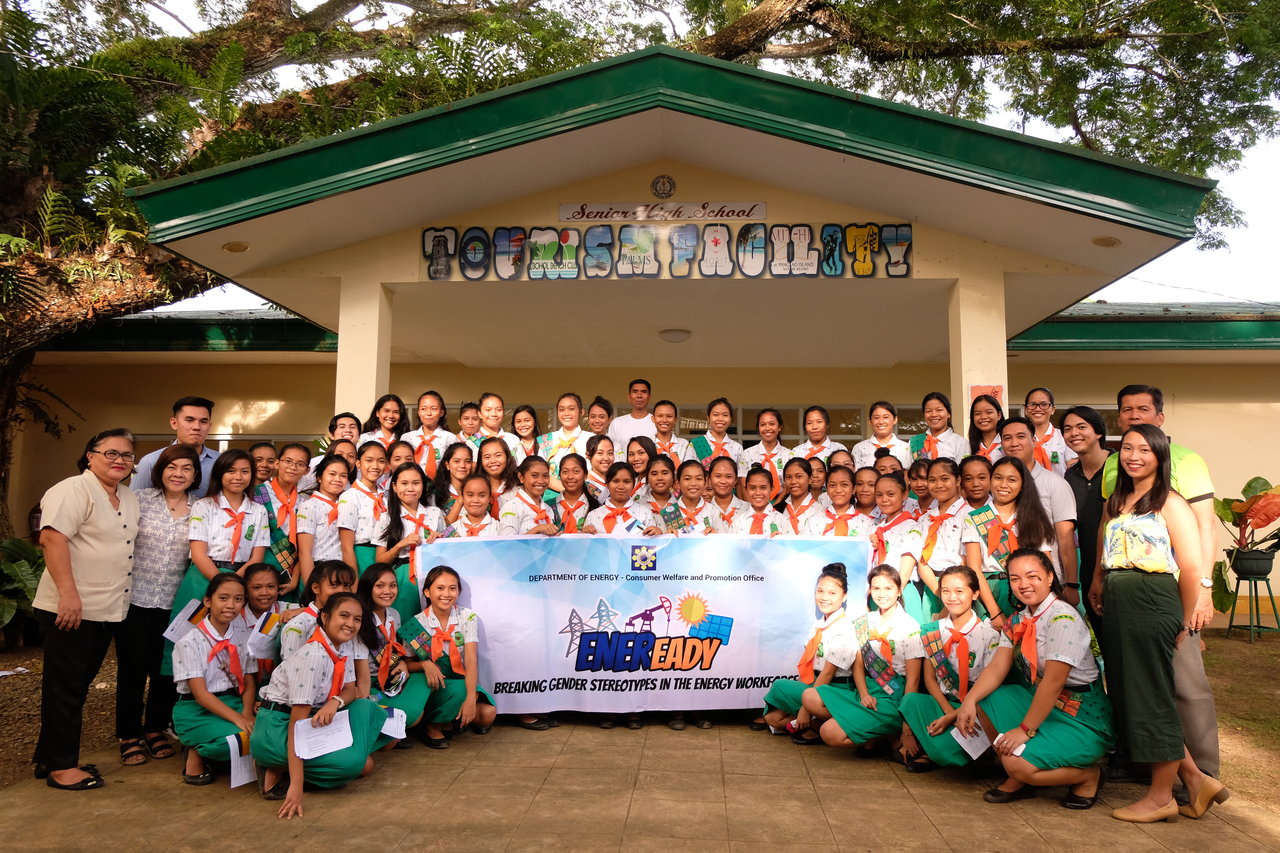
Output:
top-left (1214, 477), bottom-right (1280, 579)
top-left (1, 537), bottom-right (44, 647)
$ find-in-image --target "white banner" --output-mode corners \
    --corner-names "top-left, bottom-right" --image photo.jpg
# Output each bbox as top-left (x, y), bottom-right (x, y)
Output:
top-left (424, 535), bottom-right (870, 714)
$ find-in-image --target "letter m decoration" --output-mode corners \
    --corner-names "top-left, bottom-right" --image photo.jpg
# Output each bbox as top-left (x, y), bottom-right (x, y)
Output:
top-left (630, 545), bottom-right (658, 571)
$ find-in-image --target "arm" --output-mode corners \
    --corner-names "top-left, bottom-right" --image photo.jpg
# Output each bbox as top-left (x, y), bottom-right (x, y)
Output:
top-left (813, 661), bottom-right (839, 688)
top-left (1089, 511), bottom-right (1110, 616)
top-left (38, 528), bottom-right (81, 630)
top-left (189, 539), bottom-right (220, 581)
top-left (354, 658), bottom-right (371, 699)
top-left (1165, 497), bottom-right (1207, 637)
top-left (236, 546), bottom-right (268, 577)
top-left (854, 651), bottom-right (874, 709)
top-left (965, 543), bottom-right (1004, 625)
top-left (1188, 498), bottom-right (1217, 630)
top-left (375, 531), bottom-right (420, 565)
top-left (339, 528), bottom-right (357, 571)
top-left (280, 704), bottom-right (311, 819)
top-left (922, 659), bottom-right (954, 716)
top-left (187, 675), bottom-right (254, 732)
top-left (458, 642), bottom-right (481, 726)
top-left (995, 660), bottom-right (1070, 756)
top-left (1055, 520), bottom-right (1080, 606)
top-left (295, 533), bottom-right (315, 593)
top-left (955, 647), bottom-right (1012, 736)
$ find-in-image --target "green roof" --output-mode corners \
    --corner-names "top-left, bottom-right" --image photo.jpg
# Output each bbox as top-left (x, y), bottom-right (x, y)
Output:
top-left (131, 47), bottom-right (1213, 244)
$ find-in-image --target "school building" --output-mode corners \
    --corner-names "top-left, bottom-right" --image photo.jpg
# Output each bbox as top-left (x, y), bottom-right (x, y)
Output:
top-left (11, 47), bottom-right (1280, 556)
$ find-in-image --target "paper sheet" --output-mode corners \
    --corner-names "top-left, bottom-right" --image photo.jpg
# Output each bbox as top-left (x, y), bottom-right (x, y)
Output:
top-left (162, 600), bottom-right (203, 643)
top-left (380, 707), bottom-right (407, 740)
top-left (952, 724), bottom-right (994, 759)
top-left (225, 733), bottom-right (255, 788)
top-left (990, 731), bottom-right (1026, 757)
top-left (293, 709), bottom-right (353, 759)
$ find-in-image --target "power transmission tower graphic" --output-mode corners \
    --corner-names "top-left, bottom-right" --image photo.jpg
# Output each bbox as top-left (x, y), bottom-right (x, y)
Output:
top-left (590, 598), bottom-right (620, 632)
top-left (559, 608), bottom-right (585, 658)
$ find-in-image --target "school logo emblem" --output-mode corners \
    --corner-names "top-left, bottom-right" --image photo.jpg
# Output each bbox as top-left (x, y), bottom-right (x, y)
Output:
top-left (650, 174), bottom-right (676, 199)
top-left (630, 545), bottom-right (658, 571)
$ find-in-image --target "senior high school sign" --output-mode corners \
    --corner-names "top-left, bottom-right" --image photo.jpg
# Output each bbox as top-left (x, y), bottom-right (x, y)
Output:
top-left (421, 201), bottom-right (912, 281)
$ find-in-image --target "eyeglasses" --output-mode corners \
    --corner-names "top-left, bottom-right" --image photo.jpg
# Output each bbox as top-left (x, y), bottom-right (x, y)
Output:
top-left (90, 450), bottom-right (136, 463)
top-left (278, 459), bottom-right (310, 469)
top-left (1024, 402), bottom-right (1053, 410)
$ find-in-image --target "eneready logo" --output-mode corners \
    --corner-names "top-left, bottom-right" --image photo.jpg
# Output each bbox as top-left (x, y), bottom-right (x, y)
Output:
top-left (569, 591), bottom-right (734, 673)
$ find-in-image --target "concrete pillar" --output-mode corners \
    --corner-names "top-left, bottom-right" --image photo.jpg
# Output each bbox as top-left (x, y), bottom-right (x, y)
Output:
top-left (947, 261), bottom-right (1008, 435)
top-left (334, 277), bottom-right (392, 417)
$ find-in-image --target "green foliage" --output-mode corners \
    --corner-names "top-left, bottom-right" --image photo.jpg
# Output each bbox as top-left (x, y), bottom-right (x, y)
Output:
top-left (0, 538), bottom-right (44, 630)
top-left (1212, 560), bottom-right (1237, 613)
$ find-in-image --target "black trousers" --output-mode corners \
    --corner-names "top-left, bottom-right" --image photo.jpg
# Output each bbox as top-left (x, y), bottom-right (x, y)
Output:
top-left (34, 609), bottom-right (117, 772)
top-left (114, 604), bottom-right (176, 739)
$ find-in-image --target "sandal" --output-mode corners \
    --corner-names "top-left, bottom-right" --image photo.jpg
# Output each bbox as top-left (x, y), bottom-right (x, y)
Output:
top-left (143, 733), bottom-right (175, 760)
top-left (256, 764), bottom-right (288, 800)
top-left (119, 739), bottom-right (148, 766)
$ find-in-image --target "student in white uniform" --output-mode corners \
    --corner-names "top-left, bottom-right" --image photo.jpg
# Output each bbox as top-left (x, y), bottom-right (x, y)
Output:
top-left (625, 436), bottom-right (657, 499)
top-left (295, 456), bottom-right (350, 591)
top-left (550, 454), bottom-right (598, 534)
top-left (915, 459), bottom-right (969, 609)
top-left (278, 561), bottom-right (363, 663)
top-left (498, 457), bottom-right (561, 536)
top-left (961, 455), bottom-right (994, 510)
top-left (687, 397), bottom-right (745, 472)
top-left (606, 379), bottom-right (657, 461)
top-left (510, 404), bottom-right (542, 465)
top-left (338, 441), bottom-right (389, 574)
top-left (912, 392), bottom-right (969, 463)
top-left (475, 392), bottom-right (521, 452)
top-left (729, 466), bottom-right (792, 536)
top-left (454, 401), bottom-right (483, 452)
top-left (373, 463), bottom-right (445, 622)
top-left (476, 437), bottom-right (519, 517)
top-left (538, 392), bottom-right (591, 493)
top-left (651, 400), bottom-right (691, 468)
top-left (852, 401), bottom-right (913, 469)
top-left (706, 456), bottom-right (751, 532)
top-left (672, 460), bottom-right (717, 536)
top-left (585, 435), bottom-right (614, 501)
top-left (869, 473), bottom-right (925, 620)
top-left (793, 405), bottom-right (847, 464)
top-left (640, 455), bottom-right (679, 530)
top-left (443, 474), bottom-right (501, 538)
top-left (776, 458), bottom-right (823, 534)
top-left (406, 391), bottom-right (455, 481)
top-left (583, 463), bottom-right (661, 536)
top-left (968, 394), bottom-right (1005, 461)
top-left (358, 394), bottom-right (410, 452)
top-left (803, 464), bottom-right (875, 538)
top-left (250, 592), bottom-right (385, 818)
top-left (431, 442), bottom-right (474, 525)
top-left (171, 573), bottom-right (258, 786)
top-left (586, 395), bottom-right (613, 437)
top-left (741, 408), bottom-right (792, 504)
top-left (1023, 387), bottom-right (1076, 476)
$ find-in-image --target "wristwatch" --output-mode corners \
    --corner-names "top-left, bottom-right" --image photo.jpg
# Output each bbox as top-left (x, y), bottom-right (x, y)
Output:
top-left (1064, 582), bottom-right (1081, 590)
top-left (1199, 577), bottom-right (1214, 589)
top-left (1019, 723), bottom-right (1037, 738)
top-left (330, 695), bottom-right (346, 709)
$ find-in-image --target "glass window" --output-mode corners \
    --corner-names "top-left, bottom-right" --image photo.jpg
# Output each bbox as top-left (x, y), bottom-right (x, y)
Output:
top-left (895, 407), bottom-right (926, 436)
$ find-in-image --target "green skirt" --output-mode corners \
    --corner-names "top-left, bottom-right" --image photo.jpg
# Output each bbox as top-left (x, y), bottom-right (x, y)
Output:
top-left (424, 654), bottom-right (494, 725)
top-left (817, 674), bottom-right (906, 744)
top-left (978, 574), bottom-right (1016, 620)
top-left (172, 694), bottom-right (244, 761)
top-left (902, 580), bottom-right (942, 626)
top-left (391, 562), bottom-right (423, 625)
top-left (762, 675), bottom-right (813, 717)
top-left (354, 544), bottom-right (378, 575)
top-left (899, 693), bottom-right (970, 766)
top-left (979, 683), bottom-right (1113, 770)
top-left (160, 561), bottom-right (233, 677)
top-left (372, 670), bottom-right (430, 729)
top-left (249, 699), bottom-right (384, 788)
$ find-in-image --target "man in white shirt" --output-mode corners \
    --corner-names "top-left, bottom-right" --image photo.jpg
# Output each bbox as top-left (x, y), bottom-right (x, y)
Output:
top-left (131, 396), bottom-right (219, 486)
top-left (607, 378), bottom-right (658, 460)
top-left (998, 416), bottom-right (1080, 605)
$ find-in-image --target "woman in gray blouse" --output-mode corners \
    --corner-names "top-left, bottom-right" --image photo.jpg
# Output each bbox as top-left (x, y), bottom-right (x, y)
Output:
top-left (114, 444), bottom-right (201, 767)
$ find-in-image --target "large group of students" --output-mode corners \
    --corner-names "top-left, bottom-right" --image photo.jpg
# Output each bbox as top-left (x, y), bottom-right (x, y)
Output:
top-left (30, 379), bottom-right (1228, 824)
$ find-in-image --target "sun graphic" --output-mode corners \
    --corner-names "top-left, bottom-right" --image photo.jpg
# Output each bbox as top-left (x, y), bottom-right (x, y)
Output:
top-left (676, 591), bottom-right (711, 627)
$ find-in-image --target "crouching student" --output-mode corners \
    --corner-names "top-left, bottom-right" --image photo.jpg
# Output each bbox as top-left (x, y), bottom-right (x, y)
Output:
top-left (172, 574), bottom-right (258, 785)
top-left (357, 564), bottom-right (427, 745)
top-left (278, 561), bottom-right (371, 699)
top-left (954, 550), bottom-right (1111, 810)
top-left (899, 566), bottom-right (1005, 771)
top-left (251, 592), bottom-right (385, 818)
top-left (397, 566), bottom-right (503, 744)
top-left (760, 564), bottom-right (857, 743)
top-left (804, 565), bottom-right (921, 751)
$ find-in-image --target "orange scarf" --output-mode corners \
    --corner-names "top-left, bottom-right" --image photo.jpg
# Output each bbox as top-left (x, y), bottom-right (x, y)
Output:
top-left (868, 625), bottom-right (894, 664)
top-left (402, 509), bottom-right (429, 585)
top-left (514, 491), bottom-right (551, 529)
top-left (749, 512), bottom-right (767, 534)
top-left (797, 611), bottom-right (845, 684)
top-left (1008, 597), bottom-right (1054, 684)
top-left (708, 435), bottom-right (728, 459)
top-left (312, 493), bottom-right (341, 526)
top-left (377, 616), bottom-right (407, 688)
top-left (1033, 429), bottom-right (1054, 471)
top-left (353, 482), bottom-right (385, 522)
top-left (603, 504), bottom-right (632, 533)
top-left (431, 618), bottom-right (465, 676)
top-left (985, 513), bottom-right (1019, 555)
top-left (414, 431), bottom-right (439, 478)
top-left (978, 439), bottom-right (1000, 460)
top-left (199, 621), bottom-right (244, 693)
top-left (872, 512), bottom-right (914, 564)
top-left (785, 495), bottom-right (815, 534)
top-left (923, 433), bottom-right (940, 459)
top-left (803, 443), bottom-right (825, 460)
top-left (222, 506), bottom-right (246, 559)
top-left (270, 480), bottom-right (299, 544)
top-left (921, 508), bottom-right (956, 563)
top-left (559, 497), bottom-right (585, 533)
top-left (462, 515), bottom-right (490, 537)
top-left (656, 439), bottom-right (679, 465)
top-left (823, 510), bottom-right (854, 536)
top-left (942, 617), bottom-right (975, 699)
top-left (307, 627), bottom-right (346, 700)
top-left (759, 447), bottom-right (781, 501)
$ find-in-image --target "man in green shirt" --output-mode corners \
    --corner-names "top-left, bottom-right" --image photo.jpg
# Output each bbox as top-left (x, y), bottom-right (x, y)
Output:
top-left (1101, 384), bottom-right (1219, 779)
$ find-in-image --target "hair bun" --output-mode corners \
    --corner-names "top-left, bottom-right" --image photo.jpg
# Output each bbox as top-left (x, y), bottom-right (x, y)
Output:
top-left (822, 562), bottom-right (847, 577)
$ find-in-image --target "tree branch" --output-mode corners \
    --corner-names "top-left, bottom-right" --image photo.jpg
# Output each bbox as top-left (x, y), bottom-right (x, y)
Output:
top-left (144, 1), bottom-right (197, 35)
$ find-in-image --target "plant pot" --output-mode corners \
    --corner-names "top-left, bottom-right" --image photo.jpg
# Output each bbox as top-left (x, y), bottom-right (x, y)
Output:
top-left (1228, 549), bottom-right (1276, 579)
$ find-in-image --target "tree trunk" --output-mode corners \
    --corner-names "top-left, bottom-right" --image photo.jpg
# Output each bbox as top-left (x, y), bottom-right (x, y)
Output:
top-left (0, 350), bottom-right (36, 540)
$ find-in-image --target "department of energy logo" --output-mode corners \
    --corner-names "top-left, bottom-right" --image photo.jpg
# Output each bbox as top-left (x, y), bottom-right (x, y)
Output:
top-left (630, 545), bottom-right (658, 571)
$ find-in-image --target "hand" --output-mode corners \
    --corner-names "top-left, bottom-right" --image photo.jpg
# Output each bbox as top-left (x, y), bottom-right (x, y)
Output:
top-left (1190, 587), bottom-right (1214, 631)
top-left (900, 729), bottom-right (920, 759)
top-left (277, 783), bottom-right (304, 819)
top-left (1088, 579), bottom-right (1105, 615)
top-left (313, 699), bottom-right (339, 727)
top-left (642, 525), bottom-right (662, 536)
top-left (238, 714), bottom-right (255, 735)
top-left (795, 708), bottom-right (811, 728)
top-left (424, 530), bottom-right (439, 544)
top-left (1060, 586), bottom-right (1080, 606)
top-left (55, 589), bottom-right (83, 631)
top-left (390, 660), bottom-right (408, 679)
top-left (458, 696), bottom-right (477, 727)
top-left (1174, 626), bottom-right (1189, 650)
top-left (926, 710), bottom-right (957, 737)
top-left (582, 524), bottom-right (598, 535)
top-left (989, 613), bottom-right (1007, 631)
top-left (423, 661), bottom-right (445, 689)
top-left (859, 692), bottom-right (878, 711)
top-left (955, 701), bottom-right (978, 737)
top-left (403, 533), bottom-right (423, 549)
top-left (995, 727), bottom-right (1027, 756)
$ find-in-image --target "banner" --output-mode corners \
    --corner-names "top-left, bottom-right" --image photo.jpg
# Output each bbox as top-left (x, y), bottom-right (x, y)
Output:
top-left (423, 535), bottom-right (869, 714)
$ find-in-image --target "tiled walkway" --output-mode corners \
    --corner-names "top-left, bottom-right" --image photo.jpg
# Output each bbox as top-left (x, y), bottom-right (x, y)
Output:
top-left (10, 719), bottom-right (1280, 852)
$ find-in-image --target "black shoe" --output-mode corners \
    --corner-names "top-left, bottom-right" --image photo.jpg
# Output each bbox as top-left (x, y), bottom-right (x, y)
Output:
top-left (181, 746), bottom-right (214, 786)
top-left (420, 734), bottom-right (450, 749)
top-left (34, 763), bottom-right (100, 781)
top-left (983, 785), bottom-right (1037, 804)
top-left (1106, 756), bottom-right (1148, 785)
top-left (748, 718), bottom-right (769, 731)
top-left (393, 739), bottom-right (414, 749)
top-left (1062, 765), bottom-right (1106, 810)
top-left (791, 730), bottom-right (823, 746)
top-left (512, 717), bottom-right (551, 731)
top-left (905, 757), bottom-right (936, 774)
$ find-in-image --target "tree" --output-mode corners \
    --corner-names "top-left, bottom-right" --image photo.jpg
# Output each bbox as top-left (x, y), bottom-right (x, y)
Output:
top-left (0, 0), bottom-right (1276, 534)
